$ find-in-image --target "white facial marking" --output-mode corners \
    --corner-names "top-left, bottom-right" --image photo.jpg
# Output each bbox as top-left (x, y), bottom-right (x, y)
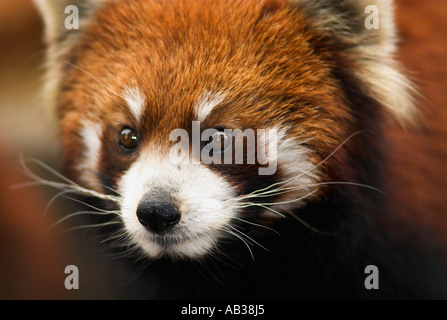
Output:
top-left (276, 128), bottom-right (317, 182)
top-left (195, 91), bottom-right (226, 122)
top-left (123, 87), bottom-right (146, 122)
top-left (117, 125), bottom-right (319, 259)
top-left (77, 121), bottom-right (102, 187)
top-left (261, 127), bottom-right (319, 216)
top-left (118, 148), bottom-right (236, 259)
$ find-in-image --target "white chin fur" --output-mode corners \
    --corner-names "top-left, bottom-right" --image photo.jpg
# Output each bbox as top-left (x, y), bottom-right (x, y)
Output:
top-left (117, 149), bottom-right (236, 259)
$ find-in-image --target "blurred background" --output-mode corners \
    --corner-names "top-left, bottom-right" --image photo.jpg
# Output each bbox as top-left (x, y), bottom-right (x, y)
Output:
top-left (0, 0), bottom-right (446, 299)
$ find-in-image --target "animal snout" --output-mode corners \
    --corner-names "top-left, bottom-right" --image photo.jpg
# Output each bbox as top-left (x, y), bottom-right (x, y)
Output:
top-left (136, 192), bottom-right (180, 234)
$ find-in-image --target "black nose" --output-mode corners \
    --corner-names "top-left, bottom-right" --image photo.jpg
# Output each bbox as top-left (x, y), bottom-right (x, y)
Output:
top-left (136, 198), bottom-right (180, 234)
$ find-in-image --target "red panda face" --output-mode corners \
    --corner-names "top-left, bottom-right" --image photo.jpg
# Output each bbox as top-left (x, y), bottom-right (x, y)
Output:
top-left (40, 0), bottom-right (414, 259)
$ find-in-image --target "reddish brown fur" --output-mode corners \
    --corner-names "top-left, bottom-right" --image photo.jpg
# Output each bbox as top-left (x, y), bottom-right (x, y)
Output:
top-left (31, 0), bottom-right (447, 299)
top-left (386, 0), bottom-right (447, 243)
top-left (59, 0), bottom-right (354, 191)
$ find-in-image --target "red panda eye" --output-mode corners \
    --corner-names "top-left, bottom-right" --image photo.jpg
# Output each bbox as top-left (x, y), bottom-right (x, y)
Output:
top-left (206, 131), bottom-right (232, 154)
top-left (119, 128), bottom-right (138, 151)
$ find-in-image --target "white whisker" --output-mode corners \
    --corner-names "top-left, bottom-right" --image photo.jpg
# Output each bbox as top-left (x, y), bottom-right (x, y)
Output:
top-left (231, 130), bottom-right (368, 203)
top-left (221, 227), bottom-right (254, 261)
top-left (13, 156), bottom-right (120, 203)
top-left (61, 196), bottom-right (120, 214)
top-left (226, 224), bottom-right (268, 252)
top-left (62, 221), bottom-right (122, 234)
top-left (49, 210), bottom-right (119, 231)
top-left (64, 60), bottom-right (126, 100)
top-left (232, 217), bottom-right (280, 235)
top-left (44, 189), bottom-right (76, 215)
top-left (236, 188), bottom-right (319, 207)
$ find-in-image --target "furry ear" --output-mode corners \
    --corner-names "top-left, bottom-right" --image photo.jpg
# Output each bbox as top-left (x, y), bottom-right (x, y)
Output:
top-left (34, 0), bottom-right (101, 113)
top-left (292, 0), bottom-right (417, 124)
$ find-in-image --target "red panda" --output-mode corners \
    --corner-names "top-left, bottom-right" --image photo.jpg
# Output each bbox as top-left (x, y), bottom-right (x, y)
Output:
top-left (34, 0), bottom-right (447, 298)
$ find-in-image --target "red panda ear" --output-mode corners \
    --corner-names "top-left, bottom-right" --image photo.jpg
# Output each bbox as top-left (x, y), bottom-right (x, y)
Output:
top-left (291, 0), bottom-right (418, 125)
top-left (34, 0), bottom-right (102, 113)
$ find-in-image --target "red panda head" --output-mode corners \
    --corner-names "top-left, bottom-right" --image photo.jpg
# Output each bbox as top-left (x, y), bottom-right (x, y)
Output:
top-left (36, 0), bottom-right (415, 259)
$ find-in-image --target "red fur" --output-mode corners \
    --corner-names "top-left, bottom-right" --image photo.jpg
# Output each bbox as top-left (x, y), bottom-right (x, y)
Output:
top-left (59, 0), bottom-right (354, 191)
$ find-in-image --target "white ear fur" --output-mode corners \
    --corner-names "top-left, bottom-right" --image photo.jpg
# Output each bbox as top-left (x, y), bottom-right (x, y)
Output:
top-left (293, 0), bottom-right (417, 124)
top-left (34, 0), bottom-right (102, 114)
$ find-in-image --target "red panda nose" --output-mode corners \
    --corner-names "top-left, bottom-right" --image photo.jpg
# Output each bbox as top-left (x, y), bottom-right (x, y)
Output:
top-left (136, 199), bottom-right (180, 234)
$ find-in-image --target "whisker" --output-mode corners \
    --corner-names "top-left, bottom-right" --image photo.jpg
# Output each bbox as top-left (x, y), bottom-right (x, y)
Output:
top-left (50, 211), bottom-right (119, 231)
top-left (226, 224), bottom-right (268, 252)
top-left (285, 210), bottom-right (339, 236)
top-left (61, 196), bottom-right (120, 214)
top-left (85, 183), bottom-right (124, 197)
top-left (18, 155), bottom-right (77, 186)
top-left (292, 130), bottom-right (367, 183)
top-left (244, 203), bottom-right (286, 218)
top-left (62, 221), bottom-right (122, 234)
top-left (44, 189), bottom-right (77, 215)
top-left (232, 217), bottom-right (280, 235)
top-left (221, 227), bottom-right (254, 261)
top-left (236, 188), bottom-right (319, 207)
top-left (233, 180), bottom-right (383, 203)
top-left (101, 229), bottom-right (131, 244)
top-left (13, 156), bottom-right (120, 203)
top-left (64, 60), bottom-right (126, 100)
top-left (232, 130), bottom-right (368, 201)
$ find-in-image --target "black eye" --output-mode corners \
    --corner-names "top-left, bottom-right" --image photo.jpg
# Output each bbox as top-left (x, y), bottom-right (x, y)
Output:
top-left (119, 128), bottom-right (138, 151)
top-left (204, 129), bottom-right (232, 155)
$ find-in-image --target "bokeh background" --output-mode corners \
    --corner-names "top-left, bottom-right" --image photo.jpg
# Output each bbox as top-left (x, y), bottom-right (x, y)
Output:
top-left (0, 0), bottom-right (446, 299)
